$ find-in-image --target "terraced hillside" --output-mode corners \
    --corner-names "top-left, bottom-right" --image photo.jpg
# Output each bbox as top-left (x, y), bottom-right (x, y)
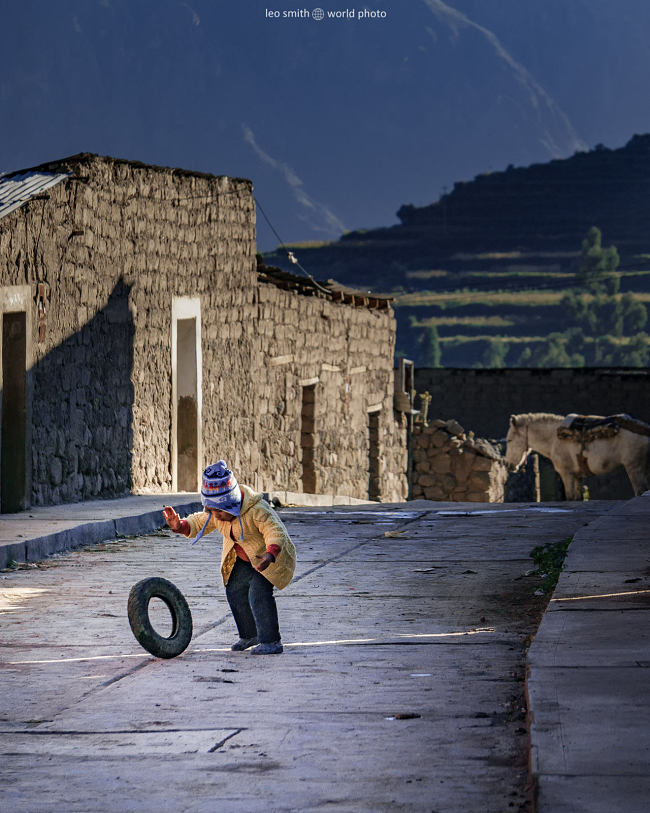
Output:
top-left (264, 136), bottom-right (650, 367)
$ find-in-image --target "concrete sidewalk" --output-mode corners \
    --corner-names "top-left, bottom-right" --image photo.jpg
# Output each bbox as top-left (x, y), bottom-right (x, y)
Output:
top-left (527, 491), bottom-right (650, 812)
top-left (0, 494), bottom-right (203, 570)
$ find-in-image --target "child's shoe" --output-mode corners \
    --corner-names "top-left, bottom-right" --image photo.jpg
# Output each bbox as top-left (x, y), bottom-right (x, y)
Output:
top-left (231, 637), bottom-right (258, 651)
top-left (250, 641), bottom-right (283, 655)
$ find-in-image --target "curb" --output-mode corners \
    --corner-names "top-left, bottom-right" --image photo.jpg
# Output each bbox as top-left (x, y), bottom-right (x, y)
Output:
top-left (525, 492), bottom-right (650, 812)
top-left (0, 501), bottom-right (202, 570)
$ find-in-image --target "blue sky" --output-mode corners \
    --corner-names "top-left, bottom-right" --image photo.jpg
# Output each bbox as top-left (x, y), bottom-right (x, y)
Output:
top-left (3, 1), bottom-right (650, 249)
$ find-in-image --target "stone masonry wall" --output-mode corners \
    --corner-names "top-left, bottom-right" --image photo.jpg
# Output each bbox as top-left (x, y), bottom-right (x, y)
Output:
top-left (0, 155), bottom-right (258, 505)
top-left (0, 154), bottom-right (406, 507)
top-left (411, 419), bottom-right (507, 502)
top-left (250, 282), bottom-right (407, 502)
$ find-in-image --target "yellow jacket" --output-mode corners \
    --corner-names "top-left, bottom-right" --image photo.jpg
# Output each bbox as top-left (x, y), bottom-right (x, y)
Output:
top-left (184, 484), bottom-right (296, 589)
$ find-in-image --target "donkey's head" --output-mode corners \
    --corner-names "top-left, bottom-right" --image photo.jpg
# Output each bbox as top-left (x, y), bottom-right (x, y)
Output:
top-left (504, 414), bottom-right (530, 472)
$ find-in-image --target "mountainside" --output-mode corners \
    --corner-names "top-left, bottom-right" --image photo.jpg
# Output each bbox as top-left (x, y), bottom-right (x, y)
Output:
top-left (264, 135), bottom-right (650, 368)
top-left (266, 135), bottom-right (650, 285)
top-left (3, 1), bottom-right (650, 249)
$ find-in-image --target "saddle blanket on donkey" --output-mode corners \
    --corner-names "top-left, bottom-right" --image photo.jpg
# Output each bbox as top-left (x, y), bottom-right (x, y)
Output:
top-left (557, 413), bottom-right (650, 442)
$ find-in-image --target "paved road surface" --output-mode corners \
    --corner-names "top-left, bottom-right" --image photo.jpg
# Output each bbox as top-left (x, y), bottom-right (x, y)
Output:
top-left (0, 500), bottom-right (613, 812)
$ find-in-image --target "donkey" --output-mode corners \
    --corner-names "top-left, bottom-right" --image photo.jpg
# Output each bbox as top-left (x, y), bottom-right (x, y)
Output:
top-left (504, 412), bottom-right (650, 500)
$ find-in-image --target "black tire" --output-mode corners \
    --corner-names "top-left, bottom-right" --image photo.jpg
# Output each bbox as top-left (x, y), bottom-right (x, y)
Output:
top-left (127, 577), bottom-right (193, 658)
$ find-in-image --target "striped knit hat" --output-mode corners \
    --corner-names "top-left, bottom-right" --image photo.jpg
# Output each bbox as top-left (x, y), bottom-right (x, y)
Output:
top-left (193, 460), bottom-right (244, 544)
top-left (200, 460), bottom-right (242, 513)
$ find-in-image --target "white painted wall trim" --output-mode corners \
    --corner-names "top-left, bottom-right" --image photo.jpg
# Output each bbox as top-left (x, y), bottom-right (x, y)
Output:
top-left (171, 296), bottom-right (203, 492)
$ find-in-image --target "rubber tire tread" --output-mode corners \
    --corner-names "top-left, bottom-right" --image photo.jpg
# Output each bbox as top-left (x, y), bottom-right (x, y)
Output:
top-left (127, 577), bottom-right (193, 658)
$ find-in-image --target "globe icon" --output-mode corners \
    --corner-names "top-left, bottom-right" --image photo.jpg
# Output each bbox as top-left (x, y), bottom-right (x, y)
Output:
top-left (312, 7), bottom-right (324, 20)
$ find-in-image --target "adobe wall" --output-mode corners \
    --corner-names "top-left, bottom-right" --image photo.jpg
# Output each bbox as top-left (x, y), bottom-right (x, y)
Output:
top-left (414, 368), bottom-right (650, 440)
top-left (0, 155), bottom-right (257, 505)
top-left (0, 155), bottom-right (407, 507)
top-left (253, 281), bottom-right (407, 502)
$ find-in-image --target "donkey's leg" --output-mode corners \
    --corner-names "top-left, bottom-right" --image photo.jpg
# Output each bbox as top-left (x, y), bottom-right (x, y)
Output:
top-left (622, 438), bottom-right (650, 496)
top-left (623, 463), bottom-right (649, 496)
top-left (558, 469), bottom-right (582, 501)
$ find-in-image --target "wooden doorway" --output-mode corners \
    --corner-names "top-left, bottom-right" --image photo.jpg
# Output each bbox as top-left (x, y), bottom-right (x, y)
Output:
top-left (301, 384), bottom-right (317, 493)
top-left (1, 312), bottom-right (27, 512)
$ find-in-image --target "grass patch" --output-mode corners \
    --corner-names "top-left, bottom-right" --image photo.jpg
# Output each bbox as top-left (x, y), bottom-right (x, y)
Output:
top-left (406, 269), bottom-right (449, 279)
top-left (439, 334), bottom-right (544, 344)
top-left (529, 537), bottom-right (572, 594)
top-left (414, 315), bottom-right (515, 328)
top-left (394, 290), bottom-right (566, 307)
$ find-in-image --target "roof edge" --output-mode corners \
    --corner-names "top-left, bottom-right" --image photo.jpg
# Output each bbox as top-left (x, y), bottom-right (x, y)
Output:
top-left (3, 153), bottom-right (253, 188)
top-left (257, 258), bottom-right (393, 311)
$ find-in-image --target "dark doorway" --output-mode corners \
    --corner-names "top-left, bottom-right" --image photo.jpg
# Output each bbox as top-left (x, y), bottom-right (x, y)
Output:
top-left (176, 317), bottom-right (198, 491)
top-left (368, 411), bottom-right (381, 500)
top-left (2, 312), bottom-right (27, 512)
top-left (301, 384), bottom-right (316, 493)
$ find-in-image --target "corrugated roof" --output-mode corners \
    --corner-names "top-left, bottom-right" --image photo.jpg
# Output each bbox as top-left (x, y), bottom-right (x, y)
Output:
top-left (0, 170), bottom-right (70, 220)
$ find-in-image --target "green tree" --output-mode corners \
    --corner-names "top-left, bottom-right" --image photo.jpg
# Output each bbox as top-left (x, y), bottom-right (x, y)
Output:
top-left (625, 332), bottom-right (650, 366)
top-left (563, 326), bottom-right (588, 357)
top-left (515, 346), bottom-right (533, 367)
top-left (577, 226), bottom-right (619, 294)
top-left (419, 326), bottom-right (442, 368)
top-left (480, 339), bottom-right (509, 368)
top-left (561, 290), bottom-right (600, 336)
top-left (621, 293), bottom-right (648, 334)
top-left (593, 335), bottom-right (618, 365)
top-left (601, 297), bottom-right (624, 337)
top-left (533, 333), bottom-right (584, 368)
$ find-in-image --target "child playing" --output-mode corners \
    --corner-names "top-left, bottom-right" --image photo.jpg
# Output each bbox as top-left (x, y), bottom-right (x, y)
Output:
top-left (163, 460), bottom-right (296, 655)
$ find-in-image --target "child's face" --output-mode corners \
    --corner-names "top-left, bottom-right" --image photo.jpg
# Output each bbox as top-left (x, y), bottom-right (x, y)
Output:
top-left (208, 508), bottom-right (235, 522)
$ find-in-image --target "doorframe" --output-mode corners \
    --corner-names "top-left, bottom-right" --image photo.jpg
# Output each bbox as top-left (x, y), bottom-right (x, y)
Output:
top-left (0, 285), bottom-right (32, 511)
top-left (171, 297), bottom-right (202, 492)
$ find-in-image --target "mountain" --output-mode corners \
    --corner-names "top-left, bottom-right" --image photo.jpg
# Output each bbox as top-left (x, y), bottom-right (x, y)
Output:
top-left (265, 135), bottom-right (650, 286)
top-left (263, 135), bottom-right (650, 368)
top-left (3, 1), bottom-right (650, 249)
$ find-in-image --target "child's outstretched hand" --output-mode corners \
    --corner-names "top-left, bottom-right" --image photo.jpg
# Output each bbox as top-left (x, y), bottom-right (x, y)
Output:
top-left (255, 552), bottom-right (275, 572)
top-left (163, 506), bottom-right (182, 532)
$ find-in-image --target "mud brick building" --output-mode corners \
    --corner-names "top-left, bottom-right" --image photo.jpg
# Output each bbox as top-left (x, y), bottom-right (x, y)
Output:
top-left (0, 153), bottom-right (407, 511)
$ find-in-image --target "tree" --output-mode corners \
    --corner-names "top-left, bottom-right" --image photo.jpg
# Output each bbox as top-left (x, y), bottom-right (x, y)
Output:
top-left (593, 335), bottom-right (618, 365)
top-left (515, 346), bottom-right (533, 367)
top-left (532, 333), bottom-right (584, 368)
top-left (625, 333), bottom-right (650, 366)
top-left (419, 326), bottom-right (442, 368)
top-left (480, 339), bottom-right (509, 368)
top-left (601, 297), bottom-right (624, 337)
top-left (622, 293), bottom-right (648, 334)
top-left (576, 226), bottom-right (619, 294)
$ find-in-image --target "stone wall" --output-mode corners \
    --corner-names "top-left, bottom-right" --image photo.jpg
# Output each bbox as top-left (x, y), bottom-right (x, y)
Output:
top-left (252, 280), bottom-right (406, 501)
top-left (415, 368), bottom-right (650, 440)
top-left (411, 419), bottom-right (507, 502)
top-left (0, 154), bottom-right (407, 509)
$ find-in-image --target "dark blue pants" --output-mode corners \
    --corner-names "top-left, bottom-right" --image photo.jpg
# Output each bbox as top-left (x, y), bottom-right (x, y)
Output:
top-left (225, 558), bottom-right (281, 644)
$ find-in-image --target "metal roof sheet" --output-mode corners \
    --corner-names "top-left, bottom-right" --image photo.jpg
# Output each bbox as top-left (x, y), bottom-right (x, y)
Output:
top-left (0, 170), bottom-right (70, 220)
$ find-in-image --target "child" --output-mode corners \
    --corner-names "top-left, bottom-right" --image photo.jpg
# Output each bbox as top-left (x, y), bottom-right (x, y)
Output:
top-left (163, 460), bottom-right (296, 655)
